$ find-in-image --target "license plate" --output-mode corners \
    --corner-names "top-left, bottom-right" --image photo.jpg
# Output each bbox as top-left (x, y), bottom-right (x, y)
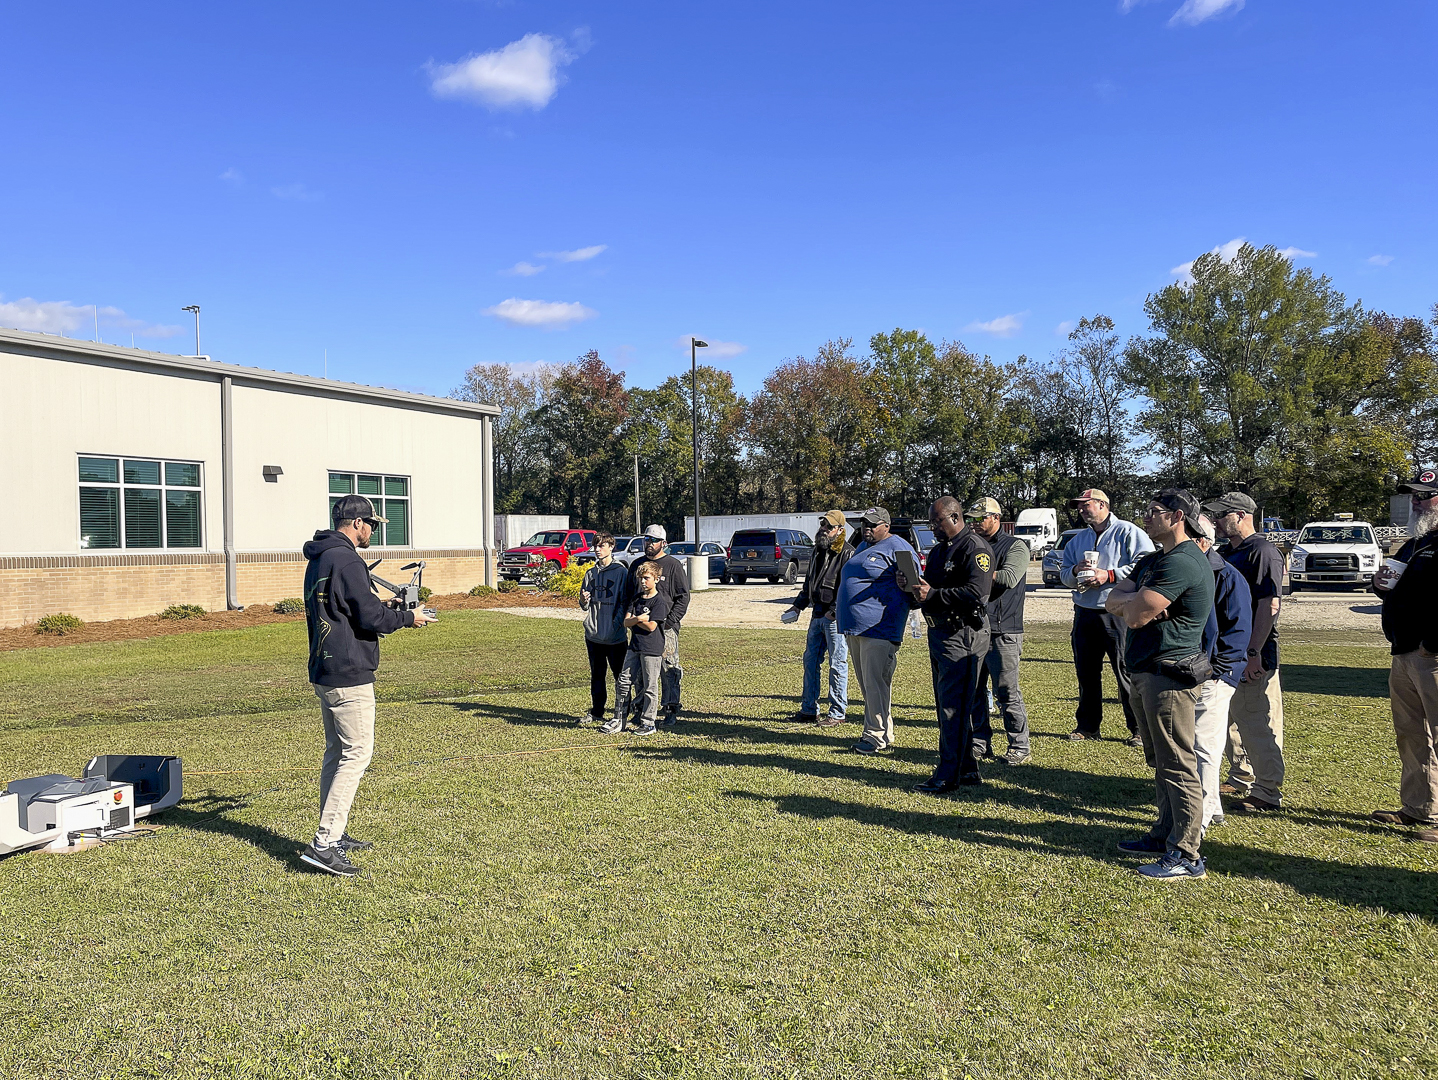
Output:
top-left (746, 550), bottom-right (757, 558)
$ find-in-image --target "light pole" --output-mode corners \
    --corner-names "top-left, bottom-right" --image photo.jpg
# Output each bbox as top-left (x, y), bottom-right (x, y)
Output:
top-left (633, 436), bottom-right (642, 538)
top-left (181, 305), bottom-right (201, 357)
top-left (689, 337), bottom-right (709, 591)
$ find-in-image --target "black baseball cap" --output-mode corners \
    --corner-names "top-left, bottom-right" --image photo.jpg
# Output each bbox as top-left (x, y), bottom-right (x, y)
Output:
top-left (1151, 488), bottom-right (1202, 525)
top-left (1398, 468), bottom-right (1438, 497)
top-left (332, 494), bottom-right (387, 527)
top-left (1201, 491), bottom-right (1258, 517)
top-left (860, 506), bottom-right (891, 525)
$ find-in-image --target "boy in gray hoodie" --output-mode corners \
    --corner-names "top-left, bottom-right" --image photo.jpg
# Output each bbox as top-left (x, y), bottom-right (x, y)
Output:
top-left (577, 532), bottom-right (632, 724)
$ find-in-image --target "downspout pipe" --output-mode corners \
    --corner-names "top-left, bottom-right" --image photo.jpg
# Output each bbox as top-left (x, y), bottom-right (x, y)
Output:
top-left (221, 375), bottom-right (240, 609)
top-left (481, 414), bottom-right (495, 588)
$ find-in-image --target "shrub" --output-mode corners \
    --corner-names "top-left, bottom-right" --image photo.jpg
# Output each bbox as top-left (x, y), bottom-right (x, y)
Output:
top-left (158, 604), bottom-right (207, 620)
top-left (528, 561), bottom-right (560, 591)
top-left (547, 562), bottom-right (588, 598)
top-left (418, 586), bottom-right (433, 603)
top-left (496, 580), bottom-right (520, 594)
top-left (273, 597), bottom-right (305, 614)
top-left (468, 584), bottom-right (497, 597)
top-left (35, 613), bottom-right (84, 636)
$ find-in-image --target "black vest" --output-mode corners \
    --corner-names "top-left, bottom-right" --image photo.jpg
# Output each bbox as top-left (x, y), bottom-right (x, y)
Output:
top-left (985, 530), bottom-right (1027, 635)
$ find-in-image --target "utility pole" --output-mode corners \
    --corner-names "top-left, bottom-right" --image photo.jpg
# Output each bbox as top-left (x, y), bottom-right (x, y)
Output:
top-left (634, 447), bottom-right (642, 537)
top-left (689, 337), bottom-right (709, 589)
top-left (181, 305), bottom-right (201, 357)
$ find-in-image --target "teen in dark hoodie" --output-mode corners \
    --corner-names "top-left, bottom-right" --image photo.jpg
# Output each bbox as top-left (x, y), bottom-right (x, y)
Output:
top-left (299, 495), bottom-right (433, 877)
top-left (786, 510), bottom-right (855, 725)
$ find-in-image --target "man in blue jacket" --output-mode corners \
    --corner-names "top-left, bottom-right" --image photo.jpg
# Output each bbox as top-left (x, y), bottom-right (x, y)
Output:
top-left (299, 495), bottom-right (434, 877)
top-left (1191, 514), bottom-right (1252, 830)
top-left (836, 507), bottom-right (921, 754)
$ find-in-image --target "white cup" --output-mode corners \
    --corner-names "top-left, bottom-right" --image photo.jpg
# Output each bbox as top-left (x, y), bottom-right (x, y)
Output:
top-left (1083, 550), bottom-right (1100, 568)
top-left (1381, 558), bottom-right (1407, 585)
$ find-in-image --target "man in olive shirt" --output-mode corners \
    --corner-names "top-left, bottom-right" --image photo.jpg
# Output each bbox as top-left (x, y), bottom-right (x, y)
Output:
top-left (1106, 488), bottom-right (1216, 881)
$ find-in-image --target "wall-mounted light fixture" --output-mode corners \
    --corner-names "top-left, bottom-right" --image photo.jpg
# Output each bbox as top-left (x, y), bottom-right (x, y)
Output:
top-left (262, 465), bottom-right (284, 483)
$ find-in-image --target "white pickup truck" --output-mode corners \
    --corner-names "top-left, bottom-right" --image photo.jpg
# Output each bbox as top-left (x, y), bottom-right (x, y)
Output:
top-left (1287, 520), bottom-right (1383, 590)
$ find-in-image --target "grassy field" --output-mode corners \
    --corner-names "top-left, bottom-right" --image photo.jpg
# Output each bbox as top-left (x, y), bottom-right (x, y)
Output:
top-left (0, 612), bottom-right (1433, 1079)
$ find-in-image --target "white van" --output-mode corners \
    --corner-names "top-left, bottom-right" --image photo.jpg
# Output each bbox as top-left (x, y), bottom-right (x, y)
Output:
top-left (1012, 508), bottom-right (1060, 558)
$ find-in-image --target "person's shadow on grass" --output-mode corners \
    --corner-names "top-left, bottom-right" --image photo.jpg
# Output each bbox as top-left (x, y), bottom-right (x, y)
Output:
top-left (167, 792), bottom-right (306, 869)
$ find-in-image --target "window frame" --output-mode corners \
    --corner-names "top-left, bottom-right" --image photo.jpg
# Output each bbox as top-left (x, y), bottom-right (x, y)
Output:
top-left (327, 471), bottom-right (413, 547)
top-left (76, 454), bottom-right (205, 552)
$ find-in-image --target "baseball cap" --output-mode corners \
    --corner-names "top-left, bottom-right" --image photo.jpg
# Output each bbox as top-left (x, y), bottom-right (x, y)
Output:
top-left (1397, 468), bottom-right (1438, 497)
top-left (1201, 491), bottom-right (1258, 517)
top-left (331, 494), bottom-right (387, 527)
top-left (1067, 488), bottom-right (1109, 509)
top-left (1191, 513), bottom-right (1216, 541)
top-left (1151, 488), bottom-right (1202, 525)
top-left (643, 524), bottom-right (667, 541)
top-left (860, 507), bottom-right (891, 525)
top-left (966, 496), bottom-right (1002, 519)
top-left (822, 510), bottom-right (847, 530)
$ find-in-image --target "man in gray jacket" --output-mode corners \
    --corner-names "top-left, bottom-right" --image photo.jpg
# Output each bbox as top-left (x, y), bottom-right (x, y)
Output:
top-left (578, 532), bottom-right (631, 725)
top-left (1059, 488), bottom-right (1155, 745)
top-left (966, 497), bottom-right (1033, 765)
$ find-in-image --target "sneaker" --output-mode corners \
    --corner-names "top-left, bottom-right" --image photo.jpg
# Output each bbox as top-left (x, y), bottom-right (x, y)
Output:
top-left (816, 715), bottom-right (846, 727)
top-left (1137, 850), bottom-right (1206, 880)
top-left (1206, 815), bottom-right (1226, 828)
top-left (599, 718), bottom-right (623, 735)
top-left (577, 711), bottom-right (600, 726)
top-left (1116, 836), bottom-right (1167, 855)
top-left (1414, 829), bottom-right (1438, 844)
top-left (792, 712), bottom-right (819, 724)
top-left (1067, 730), bottom-right (1097, 742)
top-left (1125, 735), bottom-right (1144, 749)
top-left (631, 724), bottom-right (657, 736)
top-left (337, 833), bottom-right (373, 851)
top-left (1371, 808), bottom-right (1423, 827)
top-left (1235, 796), bottom-right (1281, 813)
top-left (1003, 748), bottom-right (1032, 766)
top-left (852, 741), bottom-right (889, 755)
top-left (299, 843), bottom-right (360, 877)
top-left (1218, 782), bottom-right (1246, 796)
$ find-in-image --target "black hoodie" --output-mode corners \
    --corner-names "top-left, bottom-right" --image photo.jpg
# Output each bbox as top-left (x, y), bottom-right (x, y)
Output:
top-left (303, 530), bottom-right (414, 687)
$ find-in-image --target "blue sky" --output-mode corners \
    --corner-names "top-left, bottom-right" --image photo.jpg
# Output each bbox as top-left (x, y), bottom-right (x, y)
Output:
top-left (2, 1), bottom-right (1433, 398)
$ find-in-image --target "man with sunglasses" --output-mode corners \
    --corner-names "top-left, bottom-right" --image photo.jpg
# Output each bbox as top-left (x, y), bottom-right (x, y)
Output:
top-left (898, 496), bottom-right (995, 793)
top-left (1106, 489), bottom-right (1215, 880)
top-left (299, 494), bottom-right (434, 877)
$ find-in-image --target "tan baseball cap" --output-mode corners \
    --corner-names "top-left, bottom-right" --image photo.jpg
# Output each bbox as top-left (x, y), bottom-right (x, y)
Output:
top-left (966, 497), bottom-right (1002, 519)
top-left (1068, 488), bottom-right (1109, 508)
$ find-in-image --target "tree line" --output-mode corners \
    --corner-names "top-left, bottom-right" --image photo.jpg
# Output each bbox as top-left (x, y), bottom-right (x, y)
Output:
top-left (453, 244), bottom-right (1438, 534)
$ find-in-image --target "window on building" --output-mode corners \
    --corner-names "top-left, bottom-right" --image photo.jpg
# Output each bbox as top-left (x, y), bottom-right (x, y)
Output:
top-left (328, 472), bottom-right (410, 546)
top-left (77, 456), bottom-right (203, 550)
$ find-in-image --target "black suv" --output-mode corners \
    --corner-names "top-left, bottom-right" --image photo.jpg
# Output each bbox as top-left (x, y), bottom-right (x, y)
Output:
top-left (726, 529), bottom-right (814, 584)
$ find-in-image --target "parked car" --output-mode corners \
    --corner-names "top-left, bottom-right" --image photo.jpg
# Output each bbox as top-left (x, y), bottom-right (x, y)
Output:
top-left (666, 542), bottom-right (730, 583)
top-left (611, 535), bottom-right (649, 567)
top-left (1287, 520), bottom-right (1382, 590)
top-left (725, 528), bottom-right (813, 584)
top-left (889, 518), bottom-right (938, 569)
top-left (499, 529), bottom-right (596, 582)
top-left (1042, 528), bottom-right (1085, 587)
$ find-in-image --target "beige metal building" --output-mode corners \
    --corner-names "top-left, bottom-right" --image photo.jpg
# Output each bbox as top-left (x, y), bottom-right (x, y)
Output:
top-left (0, 328), bottom-right (498, 628)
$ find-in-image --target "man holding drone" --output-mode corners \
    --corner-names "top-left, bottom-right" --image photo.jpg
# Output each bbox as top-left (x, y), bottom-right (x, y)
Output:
top-left (300, 494), bottom-right (434, 877)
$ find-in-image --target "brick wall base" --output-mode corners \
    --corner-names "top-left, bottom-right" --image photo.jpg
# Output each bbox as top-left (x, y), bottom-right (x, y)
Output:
top-left (0, 550), bottom-right (496, 628)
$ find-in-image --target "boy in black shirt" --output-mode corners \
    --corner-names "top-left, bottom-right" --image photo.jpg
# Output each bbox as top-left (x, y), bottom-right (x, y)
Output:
top-left (605, 561), bottom-right (670, 736)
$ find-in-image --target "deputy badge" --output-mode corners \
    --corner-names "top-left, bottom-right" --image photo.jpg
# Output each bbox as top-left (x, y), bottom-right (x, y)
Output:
top-left (977, 552), bottom-right (991, 571)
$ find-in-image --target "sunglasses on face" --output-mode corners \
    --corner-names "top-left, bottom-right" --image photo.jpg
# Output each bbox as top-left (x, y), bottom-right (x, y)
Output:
top-left (1144, 505), bottom-right (1172, 518)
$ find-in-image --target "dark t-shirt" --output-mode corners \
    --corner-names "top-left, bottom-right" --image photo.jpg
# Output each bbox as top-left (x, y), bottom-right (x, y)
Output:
top-left (1123, 540), bottom-right (1216, 676)
top-left (628, 590), bottom-right (671, 655)
top-left (1225, 533), bottom-right (1284, 670)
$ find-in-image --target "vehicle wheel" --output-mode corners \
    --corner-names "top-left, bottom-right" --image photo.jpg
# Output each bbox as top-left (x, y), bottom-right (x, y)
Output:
top-left (546, 560), bottom-right (561, 572)
top-left (782, 561), bottom-right (798, 585)
top-left (733, 574), bottom-right (747, 585)
top-left (767, 575), bottom-right (780, 584)
top-left (720, 573), bottom-right (732, 584)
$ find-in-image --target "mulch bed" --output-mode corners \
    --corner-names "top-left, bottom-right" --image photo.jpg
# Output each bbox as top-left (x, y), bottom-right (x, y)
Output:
top-left (0, 591), bottom-right (578, 652)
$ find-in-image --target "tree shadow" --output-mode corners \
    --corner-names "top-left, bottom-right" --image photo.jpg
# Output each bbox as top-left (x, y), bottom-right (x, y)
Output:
top-left (727, 789), bottom-right (1438, 920)
top-left (1282, 664), bottom-right (1389, 699)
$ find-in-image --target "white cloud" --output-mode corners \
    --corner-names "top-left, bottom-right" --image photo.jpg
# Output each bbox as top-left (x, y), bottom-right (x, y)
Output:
top-left (482, 298), bottom-right (597, 329)
top-left (1170, 0), bottom-right (1244, 26)
top-left (428, 33), bottom-right (577, 111)
top-left (674, 335), bottom-right (747, 359)
top-left (1055, 320), bottom-right (1076, 337)
top-left (271, 182), bottom-right (323, 202)
top-left (0, 296), bottom-right (182, 339)
top-left (541, 244), bottom-right (607, 263)
top-left (505, 261), bottom-right (546, 276)
top-left (1368, 254), bottom-right (1394, 267)
top-left (964, 312), bottom-right (1028, 338)
top-left (219, 167), bottom-right (244, 187)
top-left (1171, 236), bottom-right (1245, 280)
top-left (1277, 246), bottom-right (1317, 260)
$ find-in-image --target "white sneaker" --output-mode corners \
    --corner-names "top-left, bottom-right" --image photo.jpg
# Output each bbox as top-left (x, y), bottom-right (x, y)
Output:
top-left (599, 718), bottom-right (623, 735)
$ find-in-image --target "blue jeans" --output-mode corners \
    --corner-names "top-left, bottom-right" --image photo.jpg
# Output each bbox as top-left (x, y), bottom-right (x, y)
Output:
top-left (801, 615), bottom-right (849, 719)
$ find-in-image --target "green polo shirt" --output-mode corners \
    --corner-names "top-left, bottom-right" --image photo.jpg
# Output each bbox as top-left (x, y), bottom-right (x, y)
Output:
top-left (1122, 540), bottom-right (1215, 675)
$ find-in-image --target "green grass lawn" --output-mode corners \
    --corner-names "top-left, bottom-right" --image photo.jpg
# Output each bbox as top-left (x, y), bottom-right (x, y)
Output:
top-left (0, 613), bottom-right (1433, 1080)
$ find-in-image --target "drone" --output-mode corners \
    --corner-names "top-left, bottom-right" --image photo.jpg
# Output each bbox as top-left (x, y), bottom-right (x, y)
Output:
top-left (367, 558), bottom-right (438, 621)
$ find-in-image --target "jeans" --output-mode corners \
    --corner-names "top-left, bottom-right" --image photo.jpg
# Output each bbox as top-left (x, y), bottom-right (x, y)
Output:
top-left (1131, 671), bottom-right (1204, 860)
top-left (586, 639), bottom-right (628, 716)
top-left (970, 632), bottom-right (1030, 754)
top-left (313, 682), bottom-right (376, 848)
top-left (660, 628), bottom-right (683, 711)
top-left (801, 615), bottom-right (849, 719)
top-left (1193, 679), bottom-right (1237, 827)
top-left (848, 635), bottom-right (900, 749)
top-left (1071, 606), bottom-right (1138, 735)
top-left (931, 627), bottom-right (988, 784)
top-left (614, 651), bottom-right (663, 727)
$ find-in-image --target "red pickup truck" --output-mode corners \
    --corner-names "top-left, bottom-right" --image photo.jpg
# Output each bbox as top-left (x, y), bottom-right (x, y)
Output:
top-left (499, 529), bottom-right (596, 582)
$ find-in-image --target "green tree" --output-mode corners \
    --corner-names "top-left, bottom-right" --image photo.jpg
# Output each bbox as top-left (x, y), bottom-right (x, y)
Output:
top-left (451, 362), bottom-right (555, 512)
top-left (531, 351), bottom-right (629, 525)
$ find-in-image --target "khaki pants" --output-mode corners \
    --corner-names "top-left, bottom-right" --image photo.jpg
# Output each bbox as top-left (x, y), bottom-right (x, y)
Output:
top-left (1388, 650), bottom-right (1438, 824)
top-left (848, 635), bottom-right (900, 749)
top-left (1131, 671), bottom-right (1205, 860)
top-left (1193, 679), bottom-right (1237, 827)
top-left (1229, 668), bottom-right (1284, 806)
top-left (313, 682), bottom-right (376, 848)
